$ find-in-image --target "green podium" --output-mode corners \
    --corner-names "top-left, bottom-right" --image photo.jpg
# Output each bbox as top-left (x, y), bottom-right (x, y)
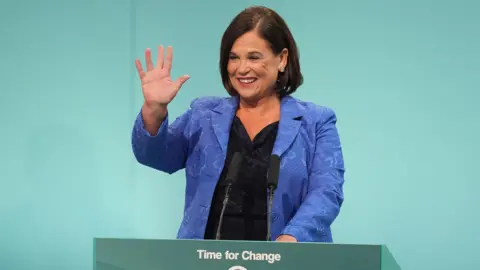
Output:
top-left (94, 238), bottom-right (401, 270)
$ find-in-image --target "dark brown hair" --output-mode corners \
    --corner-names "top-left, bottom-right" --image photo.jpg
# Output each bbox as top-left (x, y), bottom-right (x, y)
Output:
top-left (219, 6), bottom-right (303, 97)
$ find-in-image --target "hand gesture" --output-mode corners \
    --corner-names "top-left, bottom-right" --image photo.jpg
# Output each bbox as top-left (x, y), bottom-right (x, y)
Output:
top-left (135, 45), bottom-right (190, 110)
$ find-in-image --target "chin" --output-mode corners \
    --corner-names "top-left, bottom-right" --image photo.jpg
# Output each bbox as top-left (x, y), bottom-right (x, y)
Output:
top-left (235, 88), bottom-right (260, 100)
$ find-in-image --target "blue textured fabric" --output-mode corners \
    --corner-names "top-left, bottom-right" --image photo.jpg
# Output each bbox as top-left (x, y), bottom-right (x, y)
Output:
top-left (131, 95), bottom-right (345, 242)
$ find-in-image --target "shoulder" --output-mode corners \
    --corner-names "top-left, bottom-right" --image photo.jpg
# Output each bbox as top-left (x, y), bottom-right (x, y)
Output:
top-left (188, 96), bottom-right (229, 111)
top-left (290, 97), bottom-right (338, 126)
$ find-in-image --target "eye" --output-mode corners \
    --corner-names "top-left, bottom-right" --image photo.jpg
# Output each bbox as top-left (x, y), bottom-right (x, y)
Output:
top-left (229, 55), bottom-right (238, 60)
top-left (249, 55), bottom-right (260, 60)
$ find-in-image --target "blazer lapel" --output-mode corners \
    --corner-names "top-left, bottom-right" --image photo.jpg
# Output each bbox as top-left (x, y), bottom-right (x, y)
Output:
top-left (211, 96), bottom-right (238, 153)
top-left (272, 96), bottom-right (303, 158)
top-left (210, 95), bottom-right (302, 159)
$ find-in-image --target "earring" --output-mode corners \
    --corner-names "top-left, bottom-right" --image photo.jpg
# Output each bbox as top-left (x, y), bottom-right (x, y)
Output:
top-left (279, 67), bottom-right (285, 72)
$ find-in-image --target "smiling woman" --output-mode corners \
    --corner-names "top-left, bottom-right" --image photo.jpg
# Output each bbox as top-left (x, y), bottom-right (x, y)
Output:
top-left (132, 5), bottom-right (345, 243)
top-left (219, 7), bottom-right (302, 101)
top-left (226, 30), bottom-right (288, 105)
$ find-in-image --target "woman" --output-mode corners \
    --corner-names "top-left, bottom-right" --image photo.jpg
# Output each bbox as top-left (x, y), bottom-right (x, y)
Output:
top-left (132, 6), bottom-right (345, 243)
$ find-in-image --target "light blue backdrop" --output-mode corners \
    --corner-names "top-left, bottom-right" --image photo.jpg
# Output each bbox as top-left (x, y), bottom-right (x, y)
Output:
top-left (1, 1), bottom-right (478, 270)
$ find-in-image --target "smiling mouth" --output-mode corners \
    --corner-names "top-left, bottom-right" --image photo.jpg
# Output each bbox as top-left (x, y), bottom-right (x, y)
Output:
top-left (237, 77), bottom-right (258, 84)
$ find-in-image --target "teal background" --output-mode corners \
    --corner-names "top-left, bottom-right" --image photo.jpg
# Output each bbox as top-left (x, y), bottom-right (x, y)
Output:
top-left (0, 0), bottom-right (478, 270)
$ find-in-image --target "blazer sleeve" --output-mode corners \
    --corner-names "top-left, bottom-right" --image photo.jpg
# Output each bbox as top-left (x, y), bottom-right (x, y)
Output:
top-left (131, 108), bottom-right (192, 174)
top-left (281, 107), bottom-right (345, 242)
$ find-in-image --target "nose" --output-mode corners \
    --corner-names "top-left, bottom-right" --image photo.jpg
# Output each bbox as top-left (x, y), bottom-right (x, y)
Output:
top-left (237, 60), bottom-right (250, 75)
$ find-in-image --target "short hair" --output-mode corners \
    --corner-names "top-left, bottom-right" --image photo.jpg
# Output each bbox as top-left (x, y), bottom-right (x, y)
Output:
top-left (219, 6), bottom-right (303, 97)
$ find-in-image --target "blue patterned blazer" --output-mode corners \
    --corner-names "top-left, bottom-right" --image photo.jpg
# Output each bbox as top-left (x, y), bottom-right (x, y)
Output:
top-left (131, 95), bottom-right (345, 242)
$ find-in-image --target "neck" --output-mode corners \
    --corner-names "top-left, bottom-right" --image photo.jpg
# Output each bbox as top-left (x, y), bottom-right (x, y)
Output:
top-left (237, 94), bottom-right (280, 115)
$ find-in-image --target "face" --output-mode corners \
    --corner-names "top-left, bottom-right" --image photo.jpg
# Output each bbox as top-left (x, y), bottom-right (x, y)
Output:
top-left (227, 30), bottom-right (288, 101)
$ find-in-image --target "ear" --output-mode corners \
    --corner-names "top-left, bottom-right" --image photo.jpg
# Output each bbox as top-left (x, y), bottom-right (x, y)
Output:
top-left (278, 48), bottom-right (288, 72)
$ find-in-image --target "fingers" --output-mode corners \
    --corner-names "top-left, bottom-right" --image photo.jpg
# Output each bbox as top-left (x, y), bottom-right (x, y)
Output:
top-left (135, 59), bottom-right (146, 79)
top-left (136, 45), bottom-right (175, 78)
top-left (157, 45), bottom-right (164, 69)
top-left (174, 75), bottom-right (190, 90)
top-left (164, 46), bottom-right (173, 74)
top-left (145, 48), bottom-right (154, 71)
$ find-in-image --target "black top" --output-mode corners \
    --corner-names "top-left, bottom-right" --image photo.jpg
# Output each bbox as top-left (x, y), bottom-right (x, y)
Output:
top-left (204, 116), bottom-right (279, 240)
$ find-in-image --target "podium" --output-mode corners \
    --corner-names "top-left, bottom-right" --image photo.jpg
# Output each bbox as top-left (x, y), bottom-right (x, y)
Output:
top-left (94, 238), bottom-right (401, 270)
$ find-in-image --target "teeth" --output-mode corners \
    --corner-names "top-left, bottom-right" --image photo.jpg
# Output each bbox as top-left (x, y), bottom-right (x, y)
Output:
top-left (239, 78), bottom-right (256, 84)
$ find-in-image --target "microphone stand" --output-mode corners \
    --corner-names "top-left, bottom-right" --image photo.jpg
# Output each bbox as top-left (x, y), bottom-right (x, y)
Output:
top-left (266, 185), bottom-right (275, 241)
top-left (215, 152), bottom-right (244, 240)
top-left (215, 182), bottom-right (233, 240)
top-left (266, 154), bottom-right (280, 241)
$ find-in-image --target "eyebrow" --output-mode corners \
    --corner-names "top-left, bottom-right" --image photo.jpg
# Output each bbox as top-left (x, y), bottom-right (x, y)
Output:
top-left (230, 51), bottom-right (264, 56)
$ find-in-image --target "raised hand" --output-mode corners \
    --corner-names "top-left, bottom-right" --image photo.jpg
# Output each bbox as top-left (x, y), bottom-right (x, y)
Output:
top-left (135, 45), bottom-right (190, 111)
top-left (136, 45), bottom-right (189, 133)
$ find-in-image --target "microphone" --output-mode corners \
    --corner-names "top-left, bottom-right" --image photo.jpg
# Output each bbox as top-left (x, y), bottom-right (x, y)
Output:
top-left (215, 152), bottom-right (244, 240)
top-left (266, 154), bottom-right (280, 241)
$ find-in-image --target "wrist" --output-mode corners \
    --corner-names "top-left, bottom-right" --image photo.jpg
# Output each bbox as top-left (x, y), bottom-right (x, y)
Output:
top-left (142, 103), bottom-right (167, 124)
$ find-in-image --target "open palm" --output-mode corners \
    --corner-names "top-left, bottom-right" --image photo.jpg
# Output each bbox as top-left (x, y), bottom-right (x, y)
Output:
top-left (135, 45), bottom-right (190, 109)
